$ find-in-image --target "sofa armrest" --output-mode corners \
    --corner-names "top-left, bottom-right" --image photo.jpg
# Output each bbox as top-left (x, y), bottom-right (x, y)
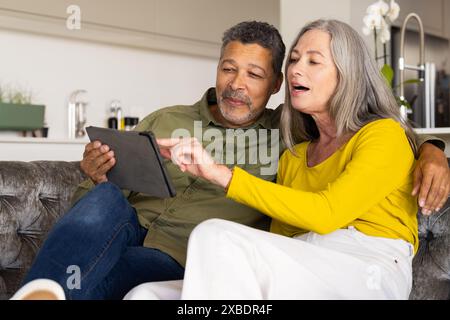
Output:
top-left (0, 161), bottom-right (86, 299)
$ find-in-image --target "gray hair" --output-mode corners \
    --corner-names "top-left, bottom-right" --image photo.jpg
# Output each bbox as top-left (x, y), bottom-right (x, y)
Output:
top-left (281, 19), bottom-right (418, 155)
top-left (221, 21), bottom-right (286, 76)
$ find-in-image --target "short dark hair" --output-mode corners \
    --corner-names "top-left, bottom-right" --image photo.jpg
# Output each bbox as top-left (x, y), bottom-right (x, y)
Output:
top-left (221, 21), bottom-right (285, 76)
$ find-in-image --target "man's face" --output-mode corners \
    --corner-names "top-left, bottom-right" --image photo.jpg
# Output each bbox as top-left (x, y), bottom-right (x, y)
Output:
top-left (215, 41), bottom-right (281, 128)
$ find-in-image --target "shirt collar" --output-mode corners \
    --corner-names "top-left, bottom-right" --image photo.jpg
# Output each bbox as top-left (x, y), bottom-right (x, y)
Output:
top-left (198, 87), bottom-right (273, 129)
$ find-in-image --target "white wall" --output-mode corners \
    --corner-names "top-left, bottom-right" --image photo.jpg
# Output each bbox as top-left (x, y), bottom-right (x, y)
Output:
top-left (0, 29), bottom-right (218, 139)
top-left (280, 0), bottom-right (352, 51)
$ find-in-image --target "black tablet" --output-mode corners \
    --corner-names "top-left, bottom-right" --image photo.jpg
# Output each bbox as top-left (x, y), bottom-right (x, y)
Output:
top-left (86, 126), bottom-right (176, 198)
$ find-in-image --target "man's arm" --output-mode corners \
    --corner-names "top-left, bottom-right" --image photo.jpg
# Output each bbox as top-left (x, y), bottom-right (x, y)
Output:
top-left (414, 135), bottom-right (449, 215)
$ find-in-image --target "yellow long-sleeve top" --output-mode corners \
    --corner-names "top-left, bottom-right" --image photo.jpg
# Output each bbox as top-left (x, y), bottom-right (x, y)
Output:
top-left (227, 118), bottom-right (419, 253)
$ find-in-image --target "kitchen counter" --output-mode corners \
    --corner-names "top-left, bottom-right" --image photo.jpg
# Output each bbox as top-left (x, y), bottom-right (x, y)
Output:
top-left (414, 128), bottom-right (450, 157)
top-left (0, 137), bottom-right (89, 144)
top-left (0, 137), bottom-right (88, 161)
top-left (414, 127), bottom-right (450, 136)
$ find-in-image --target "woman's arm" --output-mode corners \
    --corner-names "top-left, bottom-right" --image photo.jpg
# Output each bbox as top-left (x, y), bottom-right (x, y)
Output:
top-left (224, 122), bottom-right (415, 233)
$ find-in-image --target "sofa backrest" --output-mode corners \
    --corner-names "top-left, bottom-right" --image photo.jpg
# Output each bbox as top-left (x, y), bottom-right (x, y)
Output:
top-left (0, 160), bottom-right (448, 299)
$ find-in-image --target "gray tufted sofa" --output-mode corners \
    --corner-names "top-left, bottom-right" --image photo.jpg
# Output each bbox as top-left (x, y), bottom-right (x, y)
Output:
top-left (0, 161), bottom-right (449, 300)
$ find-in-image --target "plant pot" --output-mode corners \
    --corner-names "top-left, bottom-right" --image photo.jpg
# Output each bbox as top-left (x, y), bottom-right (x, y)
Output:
top-left (0, 102), bottom-right (45, 130)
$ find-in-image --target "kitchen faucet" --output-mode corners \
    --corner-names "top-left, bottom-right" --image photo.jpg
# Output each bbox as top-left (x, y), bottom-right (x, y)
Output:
top-left (398, 13), bottom-right (435, 128)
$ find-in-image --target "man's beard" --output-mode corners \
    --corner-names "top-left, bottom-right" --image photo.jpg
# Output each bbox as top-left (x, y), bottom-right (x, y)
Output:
top-left (218, 88), bottom-right (262, 126)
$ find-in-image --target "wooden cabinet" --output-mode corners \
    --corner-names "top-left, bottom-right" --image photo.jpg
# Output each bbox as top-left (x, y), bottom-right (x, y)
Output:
top-left (0, 0), bottom-right (279, 58)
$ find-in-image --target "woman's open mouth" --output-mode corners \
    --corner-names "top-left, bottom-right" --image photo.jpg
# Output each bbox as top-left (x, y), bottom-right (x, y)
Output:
top-left (292, 84), bottom-right (310, 93)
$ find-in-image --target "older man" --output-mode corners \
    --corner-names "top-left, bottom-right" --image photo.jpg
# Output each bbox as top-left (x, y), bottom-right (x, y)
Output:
top-left (22, 21), bottom-right (448, 300)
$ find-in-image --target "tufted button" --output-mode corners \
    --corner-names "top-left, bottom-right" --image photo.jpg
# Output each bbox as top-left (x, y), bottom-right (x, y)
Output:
top-left (38, 193), bottom-right (60, 207)
top-left (38, 193), bottom-right (59, 201)
top-left (0, 194), bottom-right (18, 212)
top-left (16, 229), bottom-right (44, 253)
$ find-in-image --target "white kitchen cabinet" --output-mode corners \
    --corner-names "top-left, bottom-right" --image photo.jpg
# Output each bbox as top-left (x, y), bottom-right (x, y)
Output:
top-left (0, 0), bottom-right (279, 58)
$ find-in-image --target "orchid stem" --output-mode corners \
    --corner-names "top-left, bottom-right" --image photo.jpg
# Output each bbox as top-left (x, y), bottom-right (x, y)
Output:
top-left (374, 29), bottom-right (378, 63)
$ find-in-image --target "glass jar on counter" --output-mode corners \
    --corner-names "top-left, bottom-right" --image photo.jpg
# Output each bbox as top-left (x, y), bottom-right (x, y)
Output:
top-left (124, 117), bottom-right (139, 131)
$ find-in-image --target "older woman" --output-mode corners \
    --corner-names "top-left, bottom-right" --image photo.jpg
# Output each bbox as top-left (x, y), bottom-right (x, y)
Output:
top-left (153, 19), bottom-right (424, 300)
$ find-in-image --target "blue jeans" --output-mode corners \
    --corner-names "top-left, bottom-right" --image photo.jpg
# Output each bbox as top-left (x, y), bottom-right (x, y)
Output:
top-left (23, 182), bottom-right (184, 300)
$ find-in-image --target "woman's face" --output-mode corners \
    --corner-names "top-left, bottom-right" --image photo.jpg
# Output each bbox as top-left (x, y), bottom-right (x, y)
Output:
top-left (287, 29), bottom-right (338, 116)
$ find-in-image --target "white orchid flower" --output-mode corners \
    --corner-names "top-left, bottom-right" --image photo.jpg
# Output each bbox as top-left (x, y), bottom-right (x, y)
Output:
top-left (367, 0), bottom-right (389, 16)
top-left (362, 0), bottom-right (400, 70)
top-left (387, 0), bottom-right (400, 22)
top-left (366, 3), bottom-right (379, 15)
top-left (363, 13), bottom-right (384, 30)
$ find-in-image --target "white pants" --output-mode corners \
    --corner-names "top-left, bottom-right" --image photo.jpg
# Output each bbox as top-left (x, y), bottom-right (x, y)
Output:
top-left (124, 219), bottom-right (414, 300)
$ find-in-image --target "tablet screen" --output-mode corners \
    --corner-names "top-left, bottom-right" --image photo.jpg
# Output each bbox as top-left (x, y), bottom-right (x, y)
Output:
top-left (86, 126), bottom-right (176, 198)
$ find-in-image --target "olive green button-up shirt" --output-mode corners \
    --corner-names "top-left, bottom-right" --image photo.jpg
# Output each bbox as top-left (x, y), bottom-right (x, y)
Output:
top-left (71, 88), bottom-right (281, 267)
